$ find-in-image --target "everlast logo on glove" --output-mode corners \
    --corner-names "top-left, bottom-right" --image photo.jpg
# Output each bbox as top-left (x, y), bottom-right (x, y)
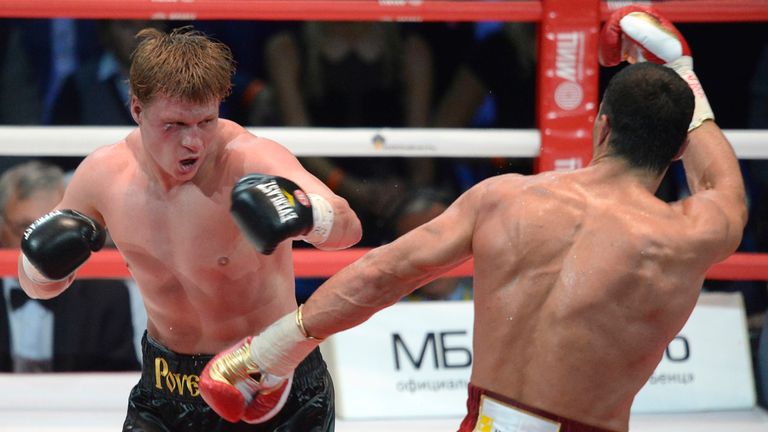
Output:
top-left (231, 173), bottom-right (316, 255)
top-left (255, 180), bottom-right (300, 224)
top-left (154, 357), bottom-right (201, 398)
top-left (23, 210), bottom-right (63, 240)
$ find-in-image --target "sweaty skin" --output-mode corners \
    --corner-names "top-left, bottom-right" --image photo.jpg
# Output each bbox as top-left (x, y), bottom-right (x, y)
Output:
top-left (300, 121), bottom-right (746, 432)
top-left (18, 94), bottom-right (361, 354)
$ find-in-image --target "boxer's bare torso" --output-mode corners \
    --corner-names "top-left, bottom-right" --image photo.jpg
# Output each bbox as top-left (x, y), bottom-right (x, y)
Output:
top-left (304, 122), bottom-right (743, 431)
top-left (69, 131), bottom-right (293, 353)
top-left (467, 165), bottom-right (721, 431)
top-left (31, 96), bottom-right (354, 354)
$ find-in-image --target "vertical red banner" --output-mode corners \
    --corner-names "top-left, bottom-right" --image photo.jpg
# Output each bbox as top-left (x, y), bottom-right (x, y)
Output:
top-left (536, 0), bottom-right (600, 173)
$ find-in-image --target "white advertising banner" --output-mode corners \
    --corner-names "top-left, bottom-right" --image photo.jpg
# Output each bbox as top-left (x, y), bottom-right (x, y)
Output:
top-left (631, 292), bottom-right (756, 413)
top-left (321, 301), bottom-right (473, 419)
top-left (321, 292), bottom-right (755, 420)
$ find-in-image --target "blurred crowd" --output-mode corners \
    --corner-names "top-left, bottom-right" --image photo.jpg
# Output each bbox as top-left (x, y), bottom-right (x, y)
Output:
top-left (0, 17), bottom-right (766, 407)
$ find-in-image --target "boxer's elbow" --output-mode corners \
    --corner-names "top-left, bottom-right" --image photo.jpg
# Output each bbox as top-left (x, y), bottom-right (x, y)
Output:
top-left (337, 211), bottom-right (362, 248)
top-left (735, 192), bottom-right (748, 231)
top-left (723, 192), bottom-right (748, 254)
top-left (320, 198), bottom-right (362, 250)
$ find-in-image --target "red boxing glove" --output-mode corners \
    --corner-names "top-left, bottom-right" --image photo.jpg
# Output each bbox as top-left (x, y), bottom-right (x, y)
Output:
top-left (599, 4), bottom-right (690, 67)
top-left (199, 337), bottom-right (292, 424)
top-left (200, 310), bottom-right (319, 423)
top-left (598, 5), bottom-right (713, 131)
top-left (242, 377), bottom-right (292, 424)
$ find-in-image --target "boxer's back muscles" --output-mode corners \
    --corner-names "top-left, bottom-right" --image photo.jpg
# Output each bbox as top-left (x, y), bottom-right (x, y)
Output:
top-left (469, 168), bottom-right (720, 428)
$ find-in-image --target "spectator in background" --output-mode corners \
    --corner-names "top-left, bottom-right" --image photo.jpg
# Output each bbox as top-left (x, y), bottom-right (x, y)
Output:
top-left (0, 20), bottom-right (43, 125)
top-left (0, 160), bottom-right (142, 372)
top-left (0, 19), bottom-right (96, 174)
top-left (50, 19), bottom-right (167, 126)
top-left (264, 22), bottom-right (435, 246)
top-left (428, 22), bottom-right (537, 193)
top-left (431, 22), bottom-right (536, 130)
top-left (0, 19), bottom-right (101, 126)
top-left (192, 20), bottom-right (291, 125)
top-left (46, 20), bottom-right (167, 174)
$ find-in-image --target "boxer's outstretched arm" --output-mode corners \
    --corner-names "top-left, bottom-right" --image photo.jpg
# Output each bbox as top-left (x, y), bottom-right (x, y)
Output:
top-left (302, 180), bottom-right (481, 339)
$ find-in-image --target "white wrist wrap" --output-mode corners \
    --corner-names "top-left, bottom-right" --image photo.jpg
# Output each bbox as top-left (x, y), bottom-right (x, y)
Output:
top-left (302, 193), bottom-right (334, 245)
top-left (249, 311), bottom-right (320, 378)
top-left (666, 56), bottom-right (714, 131)
top-left (21, 254), bottom-right (61, 285)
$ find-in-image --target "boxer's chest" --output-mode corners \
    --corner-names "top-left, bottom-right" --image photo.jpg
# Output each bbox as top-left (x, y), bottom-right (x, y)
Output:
top-left (105, 182), bottom-right (255, 277)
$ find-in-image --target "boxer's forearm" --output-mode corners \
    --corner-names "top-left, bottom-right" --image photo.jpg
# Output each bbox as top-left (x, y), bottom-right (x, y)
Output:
top-left (302, 188), bottom-right (475, 339)
top-left (301, 247), bottom-right (421, 339)
top-left (682, 122), bottom-right (744, 199)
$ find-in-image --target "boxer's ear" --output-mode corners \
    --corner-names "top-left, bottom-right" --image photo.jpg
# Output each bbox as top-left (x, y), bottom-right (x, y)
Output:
top-left (594, 113), bottom-right (611, 150)
top-left (672, 136), bottom-right (689, 161)
top-left (130, 95), bottom-right (142, 125)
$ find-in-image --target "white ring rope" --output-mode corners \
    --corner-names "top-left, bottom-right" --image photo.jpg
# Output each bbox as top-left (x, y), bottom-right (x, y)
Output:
top-left (0, 126), bottom-right (765, 159)
top-left (0, 127), bottom-right (539, 158)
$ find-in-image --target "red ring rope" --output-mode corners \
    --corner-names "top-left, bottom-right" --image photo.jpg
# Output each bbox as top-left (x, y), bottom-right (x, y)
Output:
top-left (623, 1), bottom-right (768, 23)
top-left (0, 1), bottom-right (542, 22)
top-left (1, 1), bottom-right (767, 22)
top-left (0, 249), bottom-right (765, 281)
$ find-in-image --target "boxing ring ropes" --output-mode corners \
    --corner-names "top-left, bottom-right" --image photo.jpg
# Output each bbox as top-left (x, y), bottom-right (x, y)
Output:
top-left (0, 1), bottom-right (768, 431)
top-left (0, 0), bottom-right (767, 281)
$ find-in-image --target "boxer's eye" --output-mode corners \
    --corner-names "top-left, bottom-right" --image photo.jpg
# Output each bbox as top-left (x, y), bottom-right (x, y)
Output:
top-left (164, 122), bottom-right (185, 132)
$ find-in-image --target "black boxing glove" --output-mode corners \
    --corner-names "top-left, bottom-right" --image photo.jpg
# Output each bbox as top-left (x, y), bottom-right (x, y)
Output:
top-left (21, 209), bottom-right (107, 283)
top-left (231, 174), bottom-right (333, 255)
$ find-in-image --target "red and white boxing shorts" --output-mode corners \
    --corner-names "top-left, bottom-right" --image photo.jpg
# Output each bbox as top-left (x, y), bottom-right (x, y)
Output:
top-left (458, 383), bottom-right (616, 432)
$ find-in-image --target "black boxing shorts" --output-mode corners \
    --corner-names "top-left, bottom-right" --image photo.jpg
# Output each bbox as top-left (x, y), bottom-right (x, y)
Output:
top-left (458, 383), bottom-right (616, 432)
top-left (123, 332), bottom-right (334, 432)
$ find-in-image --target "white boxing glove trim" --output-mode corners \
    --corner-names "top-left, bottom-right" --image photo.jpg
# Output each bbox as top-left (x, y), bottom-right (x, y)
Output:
top-left (666, 57), bottom-right (715, 131)
top-left (249, 311), bottom-right (320, 379)
top-left (302, 193), bottom-right (334, 245)
top-left (619, 12), bottom-right (684, 63)
top-left (21, 253), bottom-right (72, 285)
